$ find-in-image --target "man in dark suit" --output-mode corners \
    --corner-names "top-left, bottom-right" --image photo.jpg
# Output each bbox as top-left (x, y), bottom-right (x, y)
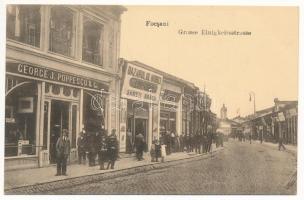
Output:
top-left (55, 129), bottom-right (70, 176)
top-left (135, 133), bottom-right (145, 161)
top-left (77, 128), bottom-right (87, 164)
top-left (106, 129), bottom-right (119, 169)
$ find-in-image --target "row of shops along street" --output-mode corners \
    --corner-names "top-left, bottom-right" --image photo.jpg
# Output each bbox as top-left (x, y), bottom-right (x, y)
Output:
top-left (5, 5), bottom-right (216, 170)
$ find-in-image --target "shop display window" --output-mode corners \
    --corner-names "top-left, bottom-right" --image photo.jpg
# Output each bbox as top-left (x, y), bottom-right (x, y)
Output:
top-left (49, 6), bottom-right (75, 57)
top-left (7, 5), bottom-right (41, 47)
top-left (83, 91), bottom-right (105, 133)
top-left (82, 17), bottom-right (103, 66)
top-left (5, 81), bottom-right (37, 157)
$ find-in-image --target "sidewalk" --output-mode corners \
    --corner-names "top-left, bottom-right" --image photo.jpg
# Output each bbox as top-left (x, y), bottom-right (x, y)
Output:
top-left (5, 144), bottom-right (222, 191)
top-left (253, 140), bottom-right (297, 155)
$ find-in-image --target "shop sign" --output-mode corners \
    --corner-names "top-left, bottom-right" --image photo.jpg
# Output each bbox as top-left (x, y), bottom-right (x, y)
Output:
top-left (278, 112), bottom-right (285, 121)
top-left (289, 108), bottom-right (297, 116)
top-left (6, 62), bottom-right (108, 91)
top-left (121, 63), bottom-right (163, 104)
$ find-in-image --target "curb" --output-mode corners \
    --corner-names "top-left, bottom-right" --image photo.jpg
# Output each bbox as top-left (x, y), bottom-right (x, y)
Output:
top-left (5, 148), bottom-right (223, 194)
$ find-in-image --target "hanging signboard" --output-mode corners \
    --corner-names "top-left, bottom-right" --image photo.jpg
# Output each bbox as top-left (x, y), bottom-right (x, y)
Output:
top-left (121, 63), bottom-right (163, 104)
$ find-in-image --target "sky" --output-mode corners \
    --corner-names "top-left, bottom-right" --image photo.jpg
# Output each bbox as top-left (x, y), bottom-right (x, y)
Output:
top-left (119, 6), bottom-right (298, 118)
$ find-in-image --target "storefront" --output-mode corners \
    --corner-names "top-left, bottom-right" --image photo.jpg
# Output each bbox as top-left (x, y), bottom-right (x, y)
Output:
top-left (5, 62), bottom-right (109, 169)
top-left (119, 61), bottom-right (163, 152)
top-left (159, 83), bottom-right (182, 136)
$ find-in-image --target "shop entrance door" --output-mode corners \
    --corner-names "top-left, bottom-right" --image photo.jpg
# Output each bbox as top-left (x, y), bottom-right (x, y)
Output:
top-left (135, 118), bottom-right (148, 151)
top-left (49, 100), bottom-right (70, 163)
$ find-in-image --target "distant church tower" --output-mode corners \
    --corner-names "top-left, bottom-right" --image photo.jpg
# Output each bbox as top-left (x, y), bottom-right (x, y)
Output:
top-left (220, 104), bottom-right (227, 119)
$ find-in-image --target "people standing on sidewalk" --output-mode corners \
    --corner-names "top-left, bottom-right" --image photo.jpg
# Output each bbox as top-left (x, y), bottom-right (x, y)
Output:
top-left (170, 131), bottom-right (176, 153)
top-left (278, 136), bottom-right (286, 151)
top-left (180, 133), bottom-right (185, 152)
top-left (98, 129), bottom-right (108, 170)
top-left (135, 132), bottom-right (145, 161)
top-left (199, 133), bottom-right (204, 153)
top-left (206, 126), bottom-right (213, 153)
top-left (150, 137), bottom-right (160, 162)
top-left (88, 131), bottom-right (98, 167)
top-left (259, 130), bottom-right (263, 144)
top-left (185, 134), bottom-right (190, 153)
top-left (106, 129), bottom-right (118, 169)
top-left (190, 134), bottom-right (195, 152)
top-left (55, 129), bottom-right (70, 176)
top-left (249, 133), bottom-right (252, 144)
top-left (165, 131), bottom-right (171, 155)
top-left (77, 128), bottom-right (87, 164)
top-left (219, 133), bottom-right (224, 147)
top-left (126, 129), bottom-right (133, 154)
top-left (202, 133), bottom-right (207, 153)
top-left (160, 135), bottom-right (166, 162)
top-left (175, 134), bottom-right (180, 152)
top-left (194, 133), bottom-right (200, 154)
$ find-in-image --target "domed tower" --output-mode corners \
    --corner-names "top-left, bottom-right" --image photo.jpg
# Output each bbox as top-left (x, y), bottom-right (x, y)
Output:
top-left (220, 104), bottom-right (227, 119)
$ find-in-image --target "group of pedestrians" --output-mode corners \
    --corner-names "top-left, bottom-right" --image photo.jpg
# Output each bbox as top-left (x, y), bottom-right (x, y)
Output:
top-left (180, 131), bottom-right (215, 154)
top-left (55, 128), bottom-right (119, 176)
top-left (148, 126), bottom-right (221, 161)
top-left (77, 128), bottom-right (119, 170)
top-left (237, 130), bottom-right (287, 151)
top-left (55, 126), bottom-right (222, 176)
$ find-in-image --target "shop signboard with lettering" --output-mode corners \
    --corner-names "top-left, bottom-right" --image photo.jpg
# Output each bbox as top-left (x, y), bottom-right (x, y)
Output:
top-left (6, 62), bottom-right (109, 91)
top-left (121, 63), bottom-right (163, 104)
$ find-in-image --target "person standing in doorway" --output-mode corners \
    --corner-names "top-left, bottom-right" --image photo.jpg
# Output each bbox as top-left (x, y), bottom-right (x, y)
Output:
top-left (55, 129), bottom-right (70, 176)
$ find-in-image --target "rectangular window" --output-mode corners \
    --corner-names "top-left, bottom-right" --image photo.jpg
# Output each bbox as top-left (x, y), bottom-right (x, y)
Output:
top-left (49, 6), bottom-right (75, 57)
top-left (82, 17), bottom-right (103, 66)
top-left (6, 5), bottom-right (41, 47)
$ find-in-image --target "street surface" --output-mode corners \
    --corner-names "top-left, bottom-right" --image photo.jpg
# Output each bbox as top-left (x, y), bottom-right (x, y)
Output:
top-left (47, 140), bottom-right (297, 195)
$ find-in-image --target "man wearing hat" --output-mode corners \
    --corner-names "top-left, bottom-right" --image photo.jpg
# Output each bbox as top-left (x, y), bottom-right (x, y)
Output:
top-left (55, 129), bottom-right (71, 176)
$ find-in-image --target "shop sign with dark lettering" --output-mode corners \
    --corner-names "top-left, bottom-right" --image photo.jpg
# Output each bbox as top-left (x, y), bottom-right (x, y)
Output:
top-left (121, 63), bottom-right (163, 104)
top-left (6, 62), bottom-right (108, 91)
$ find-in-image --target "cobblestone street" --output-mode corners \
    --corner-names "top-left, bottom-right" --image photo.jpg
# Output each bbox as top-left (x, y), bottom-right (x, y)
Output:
top-left (45, 140), bottom-right (296, 195)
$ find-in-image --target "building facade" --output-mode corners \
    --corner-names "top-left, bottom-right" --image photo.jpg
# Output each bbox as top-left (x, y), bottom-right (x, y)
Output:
top-left (5, 5), bottom-right (217, 170)
top-left (118, 59), bottom-right (206, 152)
top-left (5, 5), bottom-right (126, 170)
top-left (240, 98), bottom-right (297, 145)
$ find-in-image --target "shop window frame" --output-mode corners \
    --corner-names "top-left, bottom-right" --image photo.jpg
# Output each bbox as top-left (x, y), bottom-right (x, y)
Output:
top-left (81, 14), bottom-right (105, 67)
top-left (6, 5), bottom-right (42, 48)
top-left (48, 6), bottom-right (77, 58)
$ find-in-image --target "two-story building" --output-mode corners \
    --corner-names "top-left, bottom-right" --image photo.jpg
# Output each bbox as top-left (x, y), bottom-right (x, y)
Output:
top-left (5, 5), bottom-right (126, 170)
